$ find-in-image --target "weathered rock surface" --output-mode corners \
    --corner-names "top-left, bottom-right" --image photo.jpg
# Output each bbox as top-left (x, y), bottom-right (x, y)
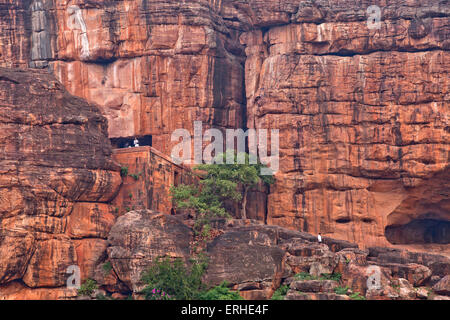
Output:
top-left (432, 275), bottom-right (450, 296)
top-left (0, 67), bottom-right (121, 298)
top-left (92, 215), bottom-right (449, 300)
top-left (241, 0), bottom-right (450, 249)
top-left (396, 278), bottom-right (417, 300)
top-left (285, 291), bottom-right (350, 300)
top-left (368, 246), bottom-right (450, 278)
top-left (0, 0), bottom-right (449, 300)
top-left (289, 279), bottom-right (338, 293)
top-left (1, 0), bottom-right (448, 251)
top-left (107, 210), bottom-right (192, 293)
top-left (204, 226), bottom-right (289, 299)
top-left (0, 0), bottom-right (247, 154)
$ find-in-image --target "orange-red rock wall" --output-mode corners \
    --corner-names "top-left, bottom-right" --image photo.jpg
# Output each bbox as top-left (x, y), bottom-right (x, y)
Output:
top-left (0, 67), bottom-right (122, 299)
top-left (239, 0), bottom-right (449, 249)
top-left (111, 146), bottom-right (195, 216)
top-left (0, 0), bottom-right (448, 252)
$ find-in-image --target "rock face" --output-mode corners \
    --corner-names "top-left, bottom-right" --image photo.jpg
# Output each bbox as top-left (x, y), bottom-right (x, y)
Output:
top-left (94, 214), bottom-right (449, 300)
top-left (240, 0), bottom-right (450, 249)
top-left (0, 67), bottom-right (121, 298)
top-left (0, 0), bottom-right (448, 250)
top-left (204, 225), bottom-right (289, 299)
top-left (0, 0), bottom-right (247, 154)
top-left (0, 0), bottom-right (448, 300)
top-left (107, 210), bottom-right (192, 292)
top-left (432, 275), bottom-right (450, 296)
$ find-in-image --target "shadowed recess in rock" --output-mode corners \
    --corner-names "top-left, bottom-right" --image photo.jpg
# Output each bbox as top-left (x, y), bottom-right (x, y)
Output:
top-left (385, 219), bottom-right (450, 245)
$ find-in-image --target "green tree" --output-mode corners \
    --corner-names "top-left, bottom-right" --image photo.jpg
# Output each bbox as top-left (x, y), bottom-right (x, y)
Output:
top-left (271, 284), bottom-right (289, 300)
top-left (171, 151), bottom-right (274, 232)
top-left (77, 279), bottom-right (98, 296)
top-left (198, 282), bottom-right (243, 300)
top-left (141, 256), bottom-right (207, 300)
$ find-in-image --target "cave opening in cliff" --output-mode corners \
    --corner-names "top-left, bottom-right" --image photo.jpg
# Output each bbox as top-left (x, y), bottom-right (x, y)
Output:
top-left (110, 135), bottom-right (152, 149)
top-left (385, 219), bottom-right (450, 245)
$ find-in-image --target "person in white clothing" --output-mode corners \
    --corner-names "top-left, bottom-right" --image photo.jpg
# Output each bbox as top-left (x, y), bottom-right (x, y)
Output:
top-left (318, 233), bottom-right (322, 243)
top-left (133, 137), bottom-right (139, 147)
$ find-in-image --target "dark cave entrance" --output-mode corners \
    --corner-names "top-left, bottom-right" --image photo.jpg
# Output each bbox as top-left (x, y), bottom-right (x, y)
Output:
top-left (385, 219), bottom-right (450, 245)
top-left (110, 135), bottom-right (152, 149)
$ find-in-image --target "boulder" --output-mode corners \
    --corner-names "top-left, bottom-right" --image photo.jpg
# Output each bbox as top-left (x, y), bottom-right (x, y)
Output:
top-left (204, 226), bottom-right (289, 288)
top-left (368, 247), bottom-right (450, 278)
top-left (415, 287), bottom-right (429, 300)
top-left (378, 263), bottom-right (432, 287)
top-left (432, 275), bottom-right (450, 296)
top-left (22, 237), bottom-right (76, 288)
top-left (1, 0), bottom-right (447, 252)
top-left (0, 67), bottom-right (121, 297)
top-left (397, 278), bottom-right (416, 300)
top-left (290, 280), bottom-right (338, 293)
top-left (107, 210), bottom-right (192, 293)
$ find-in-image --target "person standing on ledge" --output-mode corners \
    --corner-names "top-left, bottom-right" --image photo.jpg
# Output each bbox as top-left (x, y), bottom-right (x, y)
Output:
top-left (318, 233), bottom-right (322, 244)
top-left (134, 137), bottom-right (139, 147)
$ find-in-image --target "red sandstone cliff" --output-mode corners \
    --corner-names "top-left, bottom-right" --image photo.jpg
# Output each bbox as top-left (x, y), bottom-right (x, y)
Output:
top-left (240, 1), bottom-right (450, 250)
top-left (0, 0), bottom-right (449, 299)
top-left (0, 67), bottom-right (122, 298)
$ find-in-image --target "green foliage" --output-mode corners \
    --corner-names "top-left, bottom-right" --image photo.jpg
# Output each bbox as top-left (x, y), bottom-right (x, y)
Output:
top-left (320, 272), bottom-right (342, 282)
top-left (349, 292), bottom-right (366, 300)
top-left (77, 279), bottom-right (98, 296)
top-left (198, 282), bottom-right (243, 300)
top-left (171, 183), bottom-right (228, 233)
top-left (95, 293), bottom-right (117, 300)
top-left (130, 172), bottom-right (141, 181)
top-left (426, 287), bottom-right (435, 299)
top-left (128, 192), bottom-right (133, 199)
top-left (142, 255), bottom-right (244, 301)
top-left (141, 256), bottom-right (207, 300)
top-left (294, 272), bottom-right (317, 280)
top-left (199, 223), bottom-right (212, 238)
top-left (102, 261), bottom-right (113, 275)
top-left (171, 151), bottom-right (274, 232)
top-left (271, 285), bottom-right (290, 300)
top-left (334, 286), bottom-right (350, 295)
top-left (120, 167), bottom-right (129, 177)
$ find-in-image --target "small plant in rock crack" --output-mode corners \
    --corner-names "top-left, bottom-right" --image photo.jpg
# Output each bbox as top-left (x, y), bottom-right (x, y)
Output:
top-left (294, 272), bottom-right (342, 282)
top-left (120, 167), bottom-right (129, 177)
top-left (130, 172), bottom-right (141, 180)
top-left (77, 279), bottom-right (98, 296)
top-left (334, 286), bottom-right (350, 295)
top-left (390, 281), bottom-right (400, 293)
top-left (198, 282), bottom-right (243, 300)
top-left (349, 292), bottom-right (366, 300)
top-left (271, 285), bottom-right (290, 300)
top-left (294, 272), bottom-right (317, 280)
top-left (320, 272), bottom-right (342, 282)
top-left (102, 261), bottom-right (113, 275)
